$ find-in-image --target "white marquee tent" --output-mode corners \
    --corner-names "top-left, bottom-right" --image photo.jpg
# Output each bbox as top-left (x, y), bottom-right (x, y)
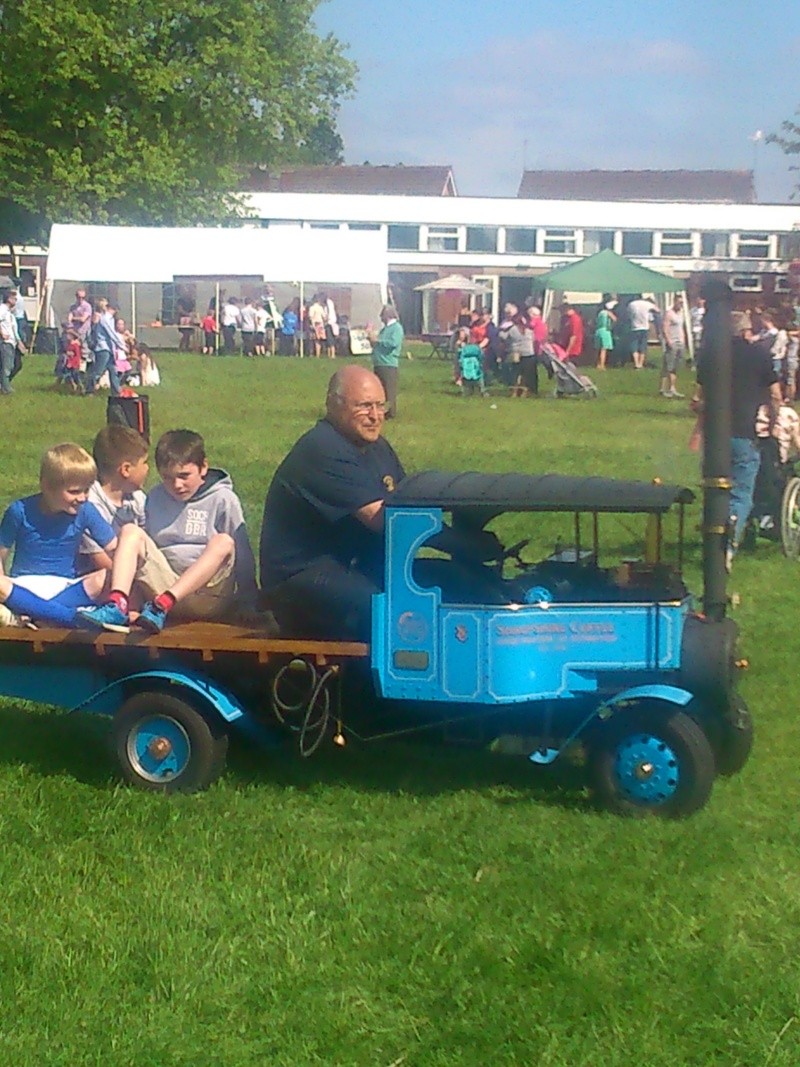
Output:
top-left (44, 223), bottom-right (389, 347)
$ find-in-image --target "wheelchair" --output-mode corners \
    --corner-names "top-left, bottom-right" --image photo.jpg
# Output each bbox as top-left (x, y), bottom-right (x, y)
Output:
top-left (745, 437), bottom-right (800, 558)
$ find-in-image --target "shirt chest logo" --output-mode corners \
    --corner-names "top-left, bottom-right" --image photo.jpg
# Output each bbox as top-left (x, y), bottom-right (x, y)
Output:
top-left (184, 508), bottom-right (207, 537)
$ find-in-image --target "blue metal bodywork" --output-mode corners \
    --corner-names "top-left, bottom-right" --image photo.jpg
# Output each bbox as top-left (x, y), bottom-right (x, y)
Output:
top-left (0, 659), bottom-right (276, 743)
top-left (372, 507), bottom-right (691, 715)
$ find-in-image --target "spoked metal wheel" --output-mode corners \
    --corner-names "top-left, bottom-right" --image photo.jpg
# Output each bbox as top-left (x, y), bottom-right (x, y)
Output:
top-left (780, 476), bottom-right (800, 558)
top-left (112, 691), bottom-right (228, 793)
top-left (589, 707), bottom-right (715, 818)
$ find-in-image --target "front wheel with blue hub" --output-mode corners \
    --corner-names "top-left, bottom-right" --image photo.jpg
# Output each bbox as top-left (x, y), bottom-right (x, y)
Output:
top-left (589, 707), bottom-right (715, 818)
top-left (113, 692), bottom-right (228, 793)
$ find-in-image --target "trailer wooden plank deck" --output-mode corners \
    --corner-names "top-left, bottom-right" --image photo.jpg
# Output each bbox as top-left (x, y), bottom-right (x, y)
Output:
top-left (0, 622), bottom-right (369, 665)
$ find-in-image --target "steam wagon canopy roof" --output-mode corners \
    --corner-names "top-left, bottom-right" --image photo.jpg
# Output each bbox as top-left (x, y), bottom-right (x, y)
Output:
top-left (391, 471), bottom-right (695, 514)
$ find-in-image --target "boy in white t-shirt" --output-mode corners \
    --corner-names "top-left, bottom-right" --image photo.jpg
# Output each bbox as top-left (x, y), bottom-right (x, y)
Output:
top-left (254, 301), bottom-right (269, 356)
top-left (80, 424), bottom-right (148, 573)
top-left (239, 297), bottom-right (258, 357)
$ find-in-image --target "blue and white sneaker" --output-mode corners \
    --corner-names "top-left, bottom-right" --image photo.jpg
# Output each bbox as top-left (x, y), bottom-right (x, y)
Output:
top-left (132, 601), bottom-right (168, 634)
top-left (76, 602), bottom-right (130, 633)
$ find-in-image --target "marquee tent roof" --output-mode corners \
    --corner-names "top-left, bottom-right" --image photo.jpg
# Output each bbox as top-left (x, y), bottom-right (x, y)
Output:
top-left (45, 223), bottom-right (388, 286)
top-left (532, 249), bottom-right (684, 295)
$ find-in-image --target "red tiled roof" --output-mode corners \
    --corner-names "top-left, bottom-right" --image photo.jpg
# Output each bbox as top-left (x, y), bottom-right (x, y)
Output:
top-left (243, 165), bottom-right (457, 196)
top-left (517, 169), bottom-right (756, 204)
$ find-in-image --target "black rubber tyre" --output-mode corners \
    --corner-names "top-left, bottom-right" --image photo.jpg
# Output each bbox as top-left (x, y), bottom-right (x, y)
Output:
top-left (680, 615), bottom-right (738, 703)
top-left (589, 706), bottom-right (716, 818)
top-left (712, 693), bottom-right (754, 777)
top-left (781, 477), bottom-right (800, 559)
top-left (112, 691), bottom-right (228, 794)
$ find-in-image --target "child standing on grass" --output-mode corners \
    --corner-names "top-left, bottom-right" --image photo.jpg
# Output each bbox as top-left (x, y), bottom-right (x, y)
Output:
top-left (201, 310), bottom-right (217, 355)
top-left (0, 444), bottom-right (116, 627)
top-left (456, 328), bottom-right (488, 397)
top-left (78, 429), bottom-right (258, 633)
top-left (79, 425), bottom-right (149, 574)
top-left (64, 329), bottom-right (83, 392)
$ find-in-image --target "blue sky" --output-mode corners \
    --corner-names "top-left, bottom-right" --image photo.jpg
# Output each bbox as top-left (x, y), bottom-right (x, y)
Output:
top-left (315, 0), bottom-right (800, 202)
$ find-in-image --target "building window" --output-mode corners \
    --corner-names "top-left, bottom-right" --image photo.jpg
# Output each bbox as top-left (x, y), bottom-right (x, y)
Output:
top-left (737, 232), bottom-right (771, 259)
top-left (542, 228), bottom-right (577, 254)
top-left (730, 275), bottom-right (762, 292)
top-left (775, 276), bottom-right (791, 293)
top-left (505, 227), bottom-right (536, 254)
top-left (778, 233), bottom-right (800, 259)
top-left (583, 230), bottom-right (615, 254)
top-left (466, 226), bottom-right (498, 253)
top-left (309, 222), bottom-right (340, 230)
top-left (426, 226), bottom-right (459, 252)
top-left (348, 222), bottom-right (380, 231)
top-left (701, 232), bottom-right (729, 258)
top-left (622, 231), bottom-right (654, 256)
top-left (387, 224), bottom-right (420, 251)
top-left (659, 232), bottom-right (693, 257)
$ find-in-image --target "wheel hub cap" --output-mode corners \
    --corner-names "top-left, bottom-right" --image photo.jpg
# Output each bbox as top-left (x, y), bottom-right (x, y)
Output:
top-left (128, 715), bottom-right (191, 783)
top-left (615, 733), bottom-right (680, 804)
top-left (147, 736), bottom-right (173, 760)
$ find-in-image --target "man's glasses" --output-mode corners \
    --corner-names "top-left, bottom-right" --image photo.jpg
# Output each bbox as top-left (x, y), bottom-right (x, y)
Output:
top-left (351, 401), bottom-right (389, 416)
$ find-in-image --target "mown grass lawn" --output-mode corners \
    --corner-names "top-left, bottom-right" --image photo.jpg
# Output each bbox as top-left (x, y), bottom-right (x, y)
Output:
top-left (0, 347), bottom-right (798, 1066)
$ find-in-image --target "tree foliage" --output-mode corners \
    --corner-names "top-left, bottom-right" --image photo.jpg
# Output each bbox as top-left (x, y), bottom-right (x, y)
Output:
top-left (768, 110), bottom-right (800, 198)
top-left (0, 0), bottom-right (355, 227)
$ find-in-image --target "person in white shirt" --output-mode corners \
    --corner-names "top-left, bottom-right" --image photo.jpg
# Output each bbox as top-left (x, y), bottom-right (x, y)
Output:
top-left (239, 297), bottom-right (258, 357)
top-left (690, 296), bottom-right (705, 350)
top-left (254, 301), bottom-right (269, 356)
top-left (307, 295), bottom-right (325, 358)
top-left (660, 296), bottom-right (687, 398)
top-left (221, 297), bottom-right (241, 355)
top-left (320, 291), bottom-right (339, 358)
top-left (627, 294), bottom-right (659, 369)
top-left (0, 290), bottom-right (25, 395)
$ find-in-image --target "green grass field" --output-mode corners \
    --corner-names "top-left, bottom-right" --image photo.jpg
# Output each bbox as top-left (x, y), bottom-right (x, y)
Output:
top-left (0, 348), bottom-right (798, 1066)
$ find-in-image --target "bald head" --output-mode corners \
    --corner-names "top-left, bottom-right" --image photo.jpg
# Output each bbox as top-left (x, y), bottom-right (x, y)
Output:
top-left (326, 365), bottom-right (387, 446)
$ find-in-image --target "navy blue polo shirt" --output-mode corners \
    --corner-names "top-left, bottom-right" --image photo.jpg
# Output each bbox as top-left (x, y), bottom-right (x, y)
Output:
top-left (260, 419), bottom-right (405, 589)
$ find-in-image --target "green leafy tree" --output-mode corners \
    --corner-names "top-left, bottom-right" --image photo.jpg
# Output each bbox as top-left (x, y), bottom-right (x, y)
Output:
top-left (768, 110), bottom-right (800, 199)
top-left (0, 0), bottom-right (355, 227)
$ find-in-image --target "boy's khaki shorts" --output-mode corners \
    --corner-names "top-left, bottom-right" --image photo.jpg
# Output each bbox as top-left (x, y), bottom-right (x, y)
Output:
top-left (135, 533), bottom-right (235, 620)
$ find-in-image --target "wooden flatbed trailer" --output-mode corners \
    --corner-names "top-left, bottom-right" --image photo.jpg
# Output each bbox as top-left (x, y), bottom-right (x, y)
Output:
top-left (0, 622), bottom-right (369, 791)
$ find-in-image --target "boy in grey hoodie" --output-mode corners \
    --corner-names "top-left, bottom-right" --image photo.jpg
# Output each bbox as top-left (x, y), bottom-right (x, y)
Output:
top-left (78, 429), bottom-right (257, 633)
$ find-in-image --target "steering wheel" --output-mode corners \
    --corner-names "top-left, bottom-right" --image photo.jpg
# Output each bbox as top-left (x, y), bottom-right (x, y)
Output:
top-left (502, 538), bottom-right (531, 565)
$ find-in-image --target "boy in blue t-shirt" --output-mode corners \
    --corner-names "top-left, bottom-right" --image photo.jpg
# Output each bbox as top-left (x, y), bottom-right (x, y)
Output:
top-left (0, 443), bottom-right (116, 627)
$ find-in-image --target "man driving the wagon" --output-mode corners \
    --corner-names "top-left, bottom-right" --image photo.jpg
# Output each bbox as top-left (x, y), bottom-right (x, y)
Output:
top-left (259, 365), bottom-right (501, 641)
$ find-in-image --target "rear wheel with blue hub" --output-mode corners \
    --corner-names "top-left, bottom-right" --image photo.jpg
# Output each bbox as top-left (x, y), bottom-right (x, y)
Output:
top-left (113, 692), bottom-right (228, 793)
top-left (589, 707), bottom-right (715, 817)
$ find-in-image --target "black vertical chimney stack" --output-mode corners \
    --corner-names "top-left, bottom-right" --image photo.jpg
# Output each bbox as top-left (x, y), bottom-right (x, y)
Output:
top-left (699, 279), bottom-right (733, 622)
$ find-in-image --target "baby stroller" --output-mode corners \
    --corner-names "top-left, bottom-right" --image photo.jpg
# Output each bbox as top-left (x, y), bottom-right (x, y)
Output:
top-left (538, 342), bottom-right (598, 398)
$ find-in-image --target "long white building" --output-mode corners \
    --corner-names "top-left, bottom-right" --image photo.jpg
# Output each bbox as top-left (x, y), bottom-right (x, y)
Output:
top-left (244, 172), bottom-right (800, 331)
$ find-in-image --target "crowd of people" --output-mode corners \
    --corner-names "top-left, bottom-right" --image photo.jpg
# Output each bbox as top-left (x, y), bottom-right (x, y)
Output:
top-left (0, 271), bottom-right (796, 638)
top-left (52, 288), bottom-right (160, 397)
top-left (185, 290), bottom-right (351, 358)
top-left (0, 299), bottom-right (797, 638)
top-left (449, 298), bottom-right (583, 398)
top-left (692, 304), bottom-right (800, 567)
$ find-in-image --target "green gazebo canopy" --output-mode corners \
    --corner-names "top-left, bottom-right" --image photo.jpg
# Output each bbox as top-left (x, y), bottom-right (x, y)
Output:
top-left (533, 248), bottom-right (684, 294)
